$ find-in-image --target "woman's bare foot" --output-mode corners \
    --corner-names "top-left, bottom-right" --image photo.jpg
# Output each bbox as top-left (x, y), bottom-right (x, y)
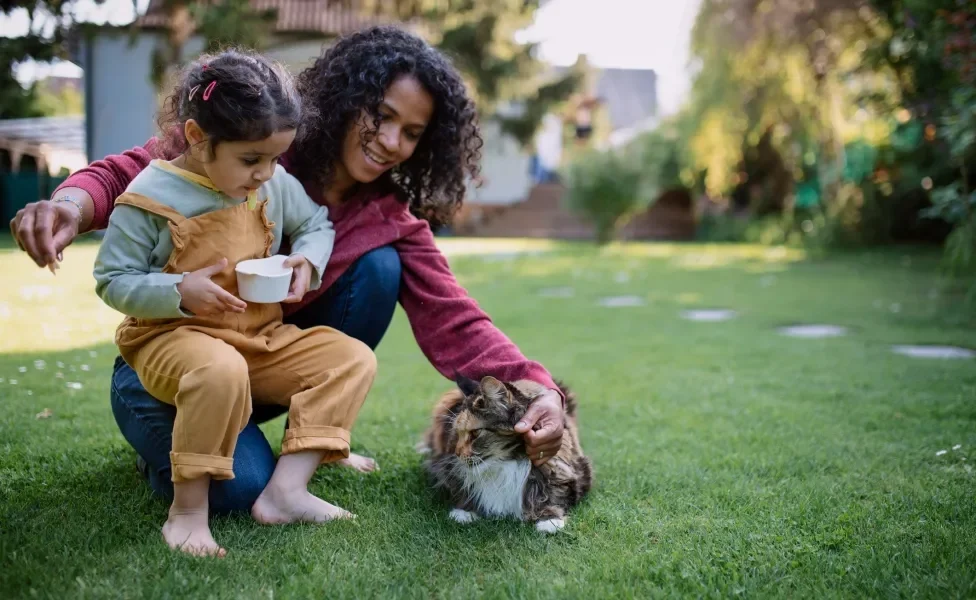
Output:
top-left (252, 483), bottom-right (354, 525)
top-left (335, 452), bottom-right (378, 473)
top-left (162, 509), bottom-right (226, 557)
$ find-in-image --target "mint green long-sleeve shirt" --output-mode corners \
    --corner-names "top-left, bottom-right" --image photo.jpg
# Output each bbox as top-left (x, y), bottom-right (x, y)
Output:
top-left (94, 160), bottom-right (334, 319)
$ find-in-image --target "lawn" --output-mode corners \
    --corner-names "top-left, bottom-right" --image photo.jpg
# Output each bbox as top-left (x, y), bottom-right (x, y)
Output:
top-left (1, 236), bottom-right (975, 599)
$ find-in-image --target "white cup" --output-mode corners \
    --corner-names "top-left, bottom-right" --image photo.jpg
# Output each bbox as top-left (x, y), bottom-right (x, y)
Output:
top-left (235, 255), bottom-right (293, 303)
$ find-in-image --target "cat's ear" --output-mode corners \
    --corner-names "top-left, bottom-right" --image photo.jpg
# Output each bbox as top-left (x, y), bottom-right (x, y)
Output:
top-left (454, 372), bottom-right (481, 398)
top-left (480, 376), bottom-right (509, 403)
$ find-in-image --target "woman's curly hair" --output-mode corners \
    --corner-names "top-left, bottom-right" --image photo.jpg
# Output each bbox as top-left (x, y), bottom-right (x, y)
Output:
top-left (292, 26), bottom-right (482, 227)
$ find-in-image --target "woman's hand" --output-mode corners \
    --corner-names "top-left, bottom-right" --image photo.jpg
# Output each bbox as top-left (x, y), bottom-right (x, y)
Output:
top-left (176, 258), bottom-right (247, 316)
top-left (514, 389), bottom-right (565, 466)
top-left (282, 254), bottom-right (312, 303)
top-left (10, 198), bottom-right (84, 269)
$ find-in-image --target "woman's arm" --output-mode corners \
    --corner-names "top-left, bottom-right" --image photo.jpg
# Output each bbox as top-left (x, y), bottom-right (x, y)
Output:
top-left (394, 220), bottom-right (566, 464)
top-left (395, 221), bottom-right (559, 388)
top-left (57, 140), bottom-right (160, 231)
top-left (10, 140), bottom-right (160, 268)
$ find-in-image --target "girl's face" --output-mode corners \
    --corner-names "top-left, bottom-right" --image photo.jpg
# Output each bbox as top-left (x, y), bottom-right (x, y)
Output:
top-left (338, 75), bottom-right (434, 185)
top-left (185, 120), bottom-right (296, 199)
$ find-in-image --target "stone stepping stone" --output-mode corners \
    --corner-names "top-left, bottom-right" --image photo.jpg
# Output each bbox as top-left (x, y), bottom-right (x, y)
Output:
top-left (538, 287), bottom-right (575, 298)
top-left (777, 324), bottom-right (848, 338)
top-left (680, 309), bottom-right (737, 322)
top-left (891, 345), bottom-right (975, 360)
top-left (598, 295), bottom-right (645, 308)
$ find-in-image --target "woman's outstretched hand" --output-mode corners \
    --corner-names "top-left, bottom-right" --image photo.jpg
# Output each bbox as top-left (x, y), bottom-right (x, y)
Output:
top-left (515, 389), bottom-right (565, 466)
top-left (10, 199), bottom-right (82, 270)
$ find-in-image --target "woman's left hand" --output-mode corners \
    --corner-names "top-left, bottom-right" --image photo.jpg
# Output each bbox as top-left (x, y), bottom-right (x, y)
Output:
top-left (514, 389), bottom-right (565, 466)
top-left (283, 254), bottom-right (312, 303)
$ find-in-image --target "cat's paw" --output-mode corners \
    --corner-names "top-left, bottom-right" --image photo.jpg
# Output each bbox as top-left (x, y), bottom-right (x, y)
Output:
top-left (534, 518), bottom-right (566, 534)
top-left (449, 509), bottom-right (479, 524)
top-left (414, 441), bottom-right (431, 455)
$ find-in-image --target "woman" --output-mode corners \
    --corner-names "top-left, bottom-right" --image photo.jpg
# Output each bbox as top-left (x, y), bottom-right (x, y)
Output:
top-left (10, 26), bottom-right (566, 514)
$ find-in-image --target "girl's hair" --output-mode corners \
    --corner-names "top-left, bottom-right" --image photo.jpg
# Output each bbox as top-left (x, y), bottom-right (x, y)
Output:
top-left (157, 48), bottom-right (304, 157)
top-left (293, 26), bottom-right (482, 227)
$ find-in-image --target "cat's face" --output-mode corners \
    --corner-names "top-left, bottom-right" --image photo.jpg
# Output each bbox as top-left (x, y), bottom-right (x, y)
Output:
top-left (452, 375), bottom-right (531, 463)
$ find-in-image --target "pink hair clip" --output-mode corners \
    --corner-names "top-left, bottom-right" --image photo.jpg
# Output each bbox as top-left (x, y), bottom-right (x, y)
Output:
top-left (201, 64), bottom-right (209, 71)
top-left (202, 81), bottom-right (217, 101)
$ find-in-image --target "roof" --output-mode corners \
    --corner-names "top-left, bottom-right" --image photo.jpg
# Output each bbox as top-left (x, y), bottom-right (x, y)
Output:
top-left (0, 117), bottom-right (87, 175)
top-left (135, 0), bottom-right (388, 37)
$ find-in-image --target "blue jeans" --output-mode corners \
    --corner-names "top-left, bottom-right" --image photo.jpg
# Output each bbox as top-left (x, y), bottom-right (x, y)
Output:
top-left (110, 246), bottom-right (401, 514)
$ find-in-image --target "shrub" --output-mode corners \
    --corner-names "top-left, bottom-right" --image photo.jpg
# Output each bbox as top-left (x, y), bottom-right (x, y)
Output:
top-left (563, 149), bottom-right (644, 244)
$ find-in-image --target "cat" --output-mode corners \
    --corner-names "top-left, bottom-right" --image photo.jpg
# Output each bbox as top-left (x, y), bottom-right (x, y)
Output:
top-left (422, 374), bottom-right (593, 533)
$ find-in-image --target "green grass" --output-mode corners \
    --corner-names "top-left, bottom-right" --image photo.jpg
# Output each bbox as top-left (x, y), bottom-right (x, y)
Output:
top-left (1, 237), bottom-right (975, 599)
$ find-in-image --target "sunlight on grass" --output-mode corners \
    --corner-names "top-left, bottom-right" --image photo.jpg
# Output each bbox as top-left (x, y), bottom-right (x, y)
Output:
top-left (0, 240), bottom-right (121, 354)
top-left (435, 237), bottom-right (559, 256)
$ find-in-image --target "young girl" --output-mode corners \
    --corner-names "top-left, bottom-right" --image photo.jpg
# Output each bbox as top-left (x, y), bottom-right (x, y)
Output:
top-left (93, 49), bottom-right (377, 557)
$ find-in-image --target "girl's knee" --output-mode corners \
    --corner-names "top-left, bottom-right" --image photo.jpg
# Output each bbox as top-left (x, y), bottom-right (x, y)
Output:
top-left (341, 336), bottom-right (378, 378)
top-left (193, 351), bottom-right (250, 393)
top-left (181, 351), bottom-right (252, 418)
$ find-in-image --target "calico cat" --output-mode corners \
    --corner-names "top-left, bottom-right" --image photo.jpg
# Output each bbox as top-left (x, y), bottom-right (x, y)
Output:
top-left (422, 375), bottom-right (592, 533)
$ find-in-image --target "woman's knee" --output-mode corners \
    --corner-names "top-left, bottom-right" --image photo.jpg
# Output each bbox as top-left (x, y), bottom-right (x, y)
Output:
top-left (352, 246), bottom-right (401, 303)
top-left (209, 468), bottom-right (270, 514)
top-left (208, 420), bottom-right (276, 514)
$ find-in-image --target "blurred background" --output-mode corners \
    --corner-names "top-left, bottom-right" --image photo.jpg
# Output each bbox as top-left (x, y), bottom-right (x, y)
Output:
top-left (0, 0), bottom-right (974, 294)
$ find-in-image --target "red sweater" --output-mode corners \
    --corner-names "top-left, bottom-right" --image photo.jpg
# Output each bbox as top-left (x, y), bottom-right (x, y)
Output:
top-left (59, 141), bottom-right (558, 392)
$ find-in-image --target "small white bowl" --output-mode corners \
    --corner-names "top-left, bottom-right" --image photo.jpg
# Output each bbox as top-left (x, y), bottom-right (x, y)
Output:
top-left (235, 255), bottom-right (292, 303)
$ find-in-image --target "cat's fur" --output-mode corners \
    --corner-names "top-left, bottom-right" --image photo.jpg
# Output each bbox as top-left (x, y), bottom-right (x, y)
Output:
top-left (422, 375), bottom-right (592, 533)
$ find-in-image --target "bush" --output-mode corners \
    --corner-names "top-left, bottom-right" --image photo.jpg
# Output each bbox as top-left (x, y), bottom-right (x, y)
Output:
top-left (564, 149), bottom-right (644, 244)
top-left (921, 87), bottom-right (976, 300)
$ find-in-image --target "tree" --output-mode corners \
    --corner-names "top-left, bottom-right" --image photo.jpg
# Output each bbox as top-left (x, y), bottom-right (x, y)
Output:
top-left (0, 0), bottom-right (94, 118)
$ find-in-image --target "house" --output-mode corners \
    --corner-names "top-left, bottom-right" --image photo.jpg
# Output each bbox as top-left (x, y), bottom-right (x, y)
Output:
top-left (456, 66), bottom-right (662, 238)
top-left (76, 0), bottom-right (386, 164)
top-left (0, 117), bottom-right (87, 224)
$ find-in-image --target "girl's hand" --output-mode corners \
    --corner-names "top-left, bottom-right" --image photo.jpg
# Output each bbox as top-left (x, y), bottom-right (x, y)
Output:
top-left (282, 254), bottom-right (312, 303)
top-left (176, 258), bottom-right (247, 316)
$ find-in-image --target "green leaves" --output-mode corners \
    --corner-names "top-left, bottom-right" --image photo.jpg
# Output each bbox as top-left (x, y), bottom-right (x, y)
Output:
top-left (564, 149), bottom-right (645, 244)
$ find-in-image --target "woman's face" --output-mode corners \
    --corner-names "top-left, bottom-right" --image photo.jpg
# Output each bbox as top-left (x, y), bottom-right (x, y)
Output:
top-left (339, 74), bottom-right (434, 184)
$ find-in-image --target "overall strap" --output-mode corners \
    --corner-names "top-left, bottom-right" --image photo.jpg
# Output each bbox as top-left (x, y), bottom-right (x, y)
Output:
top-left (115, 192), bottom-right (187, 224)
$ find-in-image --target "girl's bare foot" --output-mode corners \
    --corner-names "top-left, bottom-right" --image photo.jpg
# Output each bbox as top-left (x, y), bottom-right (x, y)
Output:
top-left (162, 509), bottom-right (226, 557)
top-left (335, 452), bottom-right (378, 473)
top-left (252, 483), bottom-right (354, 524)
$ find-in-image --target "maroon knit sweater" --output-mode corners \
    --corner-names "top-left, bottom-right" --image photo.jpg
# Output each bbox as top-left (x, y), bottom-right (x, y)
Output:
top-left (56, 140), bottom-right (558, 393)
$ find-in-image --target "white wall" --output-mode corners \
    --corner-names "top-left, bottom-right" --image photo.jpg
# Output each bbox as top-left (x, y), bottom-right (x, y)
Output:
top-left (82, 31), bottom-right (162, 161)
top-left (469, 119), bottom-right (532, 205)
